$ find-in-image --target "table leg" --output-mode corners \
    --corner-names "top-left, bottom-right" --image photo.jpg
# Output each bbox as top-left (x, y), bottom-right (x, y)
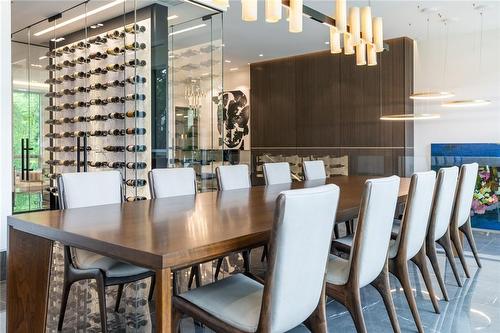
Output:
top-left (7, 226), bottom-right (53, 332)
top-left (155, 267), bottom-right (173, 332)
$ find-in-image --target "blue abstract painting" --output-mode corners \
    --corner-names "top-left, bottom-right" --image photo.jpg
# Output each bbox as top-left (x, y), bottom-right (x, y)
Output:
top-left (431, 143), bottom-right (500, 231)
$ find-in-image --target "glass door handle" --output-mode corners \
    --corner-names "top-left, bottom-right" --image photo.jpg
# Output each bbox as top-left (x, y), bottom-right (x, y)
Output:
top-left (21, 138), bottom-right (33, 181)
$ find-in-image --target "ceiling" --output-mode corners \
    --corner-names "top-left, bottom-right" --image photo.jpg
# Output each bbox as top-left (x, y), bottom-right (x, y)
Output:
top-left (11, 0), bottom-right (500, 70)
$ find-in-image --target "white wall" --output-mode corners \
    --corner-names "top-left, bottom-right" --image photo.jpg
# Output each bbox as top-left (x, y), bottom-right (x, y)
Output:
top-left (414, 29), bottom-right (500, 171)
top-left (1, 0), bottom-right (12, 251)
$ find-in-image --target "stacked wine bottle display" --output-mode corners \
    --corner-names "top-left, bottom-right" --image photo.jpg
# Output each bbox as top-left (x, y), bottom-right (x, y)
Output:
top-left (43, 20), bottom-right (152, 201)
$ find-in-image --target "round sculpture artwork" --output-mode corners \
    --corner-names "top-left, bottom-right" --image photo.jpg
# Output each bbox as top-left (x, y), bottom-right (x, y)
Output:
top-left (217, 90), bottom-right (250, 150)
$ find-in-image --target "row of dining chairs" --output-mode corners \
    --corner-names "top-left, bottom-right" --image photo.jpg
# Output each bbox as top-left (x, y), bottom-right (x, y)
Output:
top-left (55, 161), bottom-right (481, 332)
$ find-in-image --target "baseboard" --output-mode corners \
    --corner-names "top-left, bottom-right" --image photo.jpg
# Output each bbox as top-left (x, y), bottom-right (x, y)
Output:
top-left (0, 250), bottom-right (5, 281)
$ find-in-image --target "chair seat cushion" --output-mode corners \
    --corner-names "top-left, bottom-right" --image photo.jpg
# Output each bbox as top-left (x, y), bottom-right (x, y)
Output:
top-left (179, 274), bottom-right (263, 332)
top-left (326, 254), bottom-right (350, 286)
top-left (75, 249), bottom-right (150, 278)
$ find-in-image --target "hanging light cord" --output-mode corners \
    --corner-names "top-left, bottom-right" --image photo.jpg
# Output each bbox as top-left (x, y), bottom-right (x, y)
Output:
top-left (442, 21), bottom-right (449, 90)
top-left (479, 11), bottom-right (484, 75)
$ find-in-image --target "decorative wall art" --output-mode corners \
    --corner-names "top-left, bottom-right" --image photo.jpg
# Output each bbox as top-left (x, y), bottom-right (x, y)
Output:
top-left (217, 90), bottom-right (250, 150)
top-left (431, 143), bottom-right (500, 231)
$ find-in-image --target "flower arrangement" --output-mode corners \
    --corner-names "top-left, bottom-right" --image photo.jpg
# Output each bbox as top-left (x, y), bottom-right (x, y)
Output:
top-left (471, 166), bottom-right (499, 215)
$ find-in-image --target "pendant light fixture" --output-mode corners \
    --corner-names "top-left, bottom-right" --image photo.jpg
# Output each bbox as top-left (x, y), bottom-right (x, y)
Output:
top-left (410, 15), bottom-right (454, 100)
top-left (367, 43), bottom-right (377, 66)
top-left (241, 0), bottom-right (257, 22)
top-left (214, 0), bottom-right (229, 9)
top-left (330, 27), bottom-right (342, 54)
top-left (348, 7), bottom-right (361, 45)
top-left (442, 6), bottom-right (491, 108)
top-left (289, 0), bottom-right (303, 33)
top-left (336, 0), bottom-right (347, 33)
top-left (373, 17), bottom-right (384, 52)
top-left (265, 0), bottom-right (282, 23)
top-left (344, 33), bottom-right (355, 55)
top-left (360, 6), bottom-right (373, 43)
top-left (356, 42), bottom-right (366, 66)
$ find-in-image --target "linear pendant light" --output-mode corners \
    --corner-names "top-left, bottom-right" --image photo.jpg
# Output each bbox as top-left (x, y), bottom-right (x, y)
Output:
top-left (360, 6), bottom-right (373, 43)
top-left (289, 0), bottom-right (303, 33)
top-left (373, 17), bottom-right (384, 52)
top-left (241, 0), bottom-right (257, 21)
top-left (330, 27), bottom-right (342, 54)
top-left (265, 0), bottom-right (282, 23)
top-left (349, 7), bottom-right (361, 46)
top-left (336, 0), bottom-right (347, 33)
top-left (356, 42), bottom-right (366, 66)
top-left (380, 114), bottom-right (441, 121)
top-left (344, 33), bottom-right (355, 55)
top-left (214, 0), bottom-right (229, 8)
top-left (367, 43), bottom-right (377, 66)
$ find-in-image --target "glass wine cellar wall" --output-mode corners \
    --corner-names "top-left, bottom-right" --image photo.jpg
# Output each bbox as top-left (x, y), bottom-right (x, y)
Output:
top-left (11, 0), bottom-right (224, 213)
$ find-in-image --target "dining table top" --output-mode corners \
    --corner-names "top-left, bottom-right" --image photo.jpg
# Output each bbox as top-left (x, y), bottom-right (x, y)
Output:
top-left (8, 175), bottom-right (410, 271)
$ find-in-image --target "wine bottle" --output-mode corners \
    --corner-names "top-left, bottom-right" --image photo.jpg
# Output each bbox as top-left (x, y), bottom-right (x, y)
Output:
top-left (46, 50), bottom-right (63, 58)
top-left (106, 96), bottom-right (120, 103)
top-left (45, 119), bottom-right (62, 125)
top-left (46, 186), bottom-right (59, 194)
top-left (73, 131), bottom-right (88, 137)
top-left (125, 196), bottom-right (147, 202)
top-left (89, 161), bottom-right (108, 168)
top-left (45, 105), bottom-right (63, 112)
top-left (45, 64), bottom-right (62, 71)
top-left (103, 146), bottom-right (125, 152)
top-left (126, 75), bottom-right (147, 84)
top-left (125, 59), bottom-right (147, 67)
top-left (62, 88), bottom-right (76, 95)
top-left (109, 161), bottom-right (126, 168)
top-left (121, 93), bottom-right (146, 102)
top-left (106, 64), bottom-right (121, 72)
top-left (89, 130), bottom-right (107, 137)
top-left (126, 110), bottom-right (146, 118)
top-left (45, 173), bottom-right (61, 180)
top-left (45, 91), bottom-right (63, 98)
top-left (89, 83), bottom-right (107, 90)
top-left (124, 42), bottom-right (146, 51)
top-left (126, 128), bottom-right (146, 135)
top-left (45, 132), bottom-right (62, 138)
top-left (45, 78), bottom-right (63, 85)
top-left (108, 112), bottom-right (125, 119)
top-left (124, 24), bottom-right (146, 34)
top-left (126, 162), bottom-right (147, 169)
top-left (75, 86), bottom-right (90, 93)
top-left (45, 146), bottom-right (62, 152)
top-left (89, 36), bottom-right (107, 45)
top-left (62, 103), bottom-right (75, 110)
top-left (89, 51), bottom-right (108, 60)
top-left (46, 159), bottom-right (76, 166)
top-left (106, 30), bottom-right (125, 39)
top-left (108, 129), bottom-right (125, 136)
top-left (89, 67), bottom-right (103, 75)
top-left (125, 179), bottom-right (147, 187)
top-left (75, 56), bottom-right (91, 64)
top-left (62, 74), bottom-right (76, 82)
top-left (88, 114), bottom-right (108, 121)
top-left (106, 47), bottom-right (121, 56)
top-left (73, 101), bottom-right (89, 108)
top-left (90, 99), bottom-right (103, 105)
top-left (75, 41), bottom-right (91, 49)
top-left (62, 46), bottom-right (75, 54)
top-left (73, 71), bottom-right (91, 79)
top-left (62, 60), bottom-right (76, 67)
top-left (126, 145), bottom-right (146, 152)
top-left (105, 80), bottom-right (125, 88)
top-left (62, 131), bottom-right (74, 138)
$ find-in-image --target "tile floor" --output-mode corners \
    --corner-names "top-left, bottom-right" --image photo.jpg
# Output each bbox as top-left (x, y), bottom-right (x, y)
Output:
top-left (1, 230), bottom-right (500, 333)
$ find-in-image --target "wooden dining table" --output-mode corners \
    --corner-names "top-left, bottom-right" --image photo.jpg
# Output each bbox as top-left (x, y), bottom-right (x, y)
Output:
top-left (7, 175), bottom-right (410, 333)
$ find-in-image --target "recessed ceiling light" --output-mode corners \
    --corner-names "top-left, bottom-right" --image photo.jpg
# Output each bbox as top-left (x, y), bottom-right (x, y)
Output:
top-left (168, 24), bottom-right (206, 36)
top-left (201, 72), bottom-right (210, 76)
top-left (380, 113), bottom-right (440, 121)
top-left (30, 64), bottom-right (43, 68)
top-left (38, 56), bottom-right (47, 60)
top-left (176, 113), bottom-right (183, 116)
top-left (442, 99), bottom-right (492, 108)
top-left (50, 37), bottom-right (65, 42)
top-left (259, 54), bottom-right (263, 57)
top-left (34, 0), bottom-right (125, 36)
top-left (229, 67), bottom-right (239, 71)
top-left (90, 23), bottom-right (104, 29)
top-left (168, 15), bottom-right (179, 20)
top-left (224, 60), bottom-right (231, 63)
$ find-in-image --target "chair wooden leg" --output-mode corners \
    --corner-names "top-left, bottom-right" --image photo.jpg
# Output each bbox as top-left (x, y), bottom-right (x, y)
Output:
top-left (390, 261), bottom-right (424, 333)
top-left (333, 224), bottom-right (340, 239)
top-left (426, 240), bottom-right (449, 301)
top-left (345, 288), bottom-right (367, 333)
top-left (242, 250), bottom-right (251, 273)
top-left (260, 244), bottom-right (268, 262)
top-left (450, 225), bottom-right (471, 278)
top-left (148, 274), bottom-right (155, 301)
top-left (188, 267), bottom-right (196, 290)
top-left (96, 274), bottom-right (108, 332)
top-left (437, 230), bottom-right (463, 287)
top-left (345, 220), bottom-right (352, 236)
top-left (460, 218), bottom-right (482, 268)
top-left (115, 283), bottom-right (124, 312)
top-left (57, 280), bottom-right (72, 331)
top-left (214, 257), bottom-right (224, 280)
top-left (370, 262), bottom-right (401, 333)
top-left (411, 248), bottom-right (440, 314)
top-left (172, 305), bottom-right (183, 333)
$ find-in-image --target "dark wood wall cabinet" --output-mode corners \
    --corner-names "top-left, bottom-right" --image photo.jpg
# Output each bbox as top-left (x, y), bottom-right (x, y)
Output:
top-left (250, 37), bottom-right (414, 182)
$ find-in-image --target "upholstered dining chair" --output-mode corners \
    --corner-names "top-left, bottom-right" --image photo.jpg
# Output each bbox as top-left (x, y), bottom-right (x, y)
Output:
top-left (172, 184), bottom-right (340, 333)
top-left (263, 162), bottom-right (292, 185)
top-left (326, 176), bottom-right (401, 333)
top-left (425, 166), bottom-right (462, 300)
top-left (449, 163), bottom-right (482, 278)
top-left (148, 167), bottom-right (201, 289)
top-left (57, 171), bottom-right (155, 332)
top-left (303, 160), bottom-right (327, 181)
top-left (303, 159), bottom-right (352, 239)
top-left (214, 164), bottom-right (253, 279)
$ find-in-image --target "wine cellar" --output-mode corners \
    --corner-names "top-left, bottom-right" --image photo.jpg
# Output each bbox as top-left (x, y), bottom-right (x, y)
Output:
top-left (44, 20), bottom-right (152, 202)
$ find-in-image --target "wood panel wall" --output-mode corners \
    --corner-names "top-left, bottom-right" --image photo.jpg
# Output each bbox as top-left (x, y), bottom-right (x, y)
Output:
top-left (250, 37), bottom-right (414, 180)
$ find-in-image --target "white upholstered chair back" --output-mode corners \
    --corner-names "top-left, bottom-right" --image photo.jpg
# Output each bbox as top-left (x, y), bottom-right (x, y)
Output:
top-left (394, 171), bottom-right (436, 259)
top-left (216, 164), bottom-right (251, 190)
top-left (431, 167), bottom-right (459, 241)
top-left (303, 160), bottom-right (327, 180)
top-left (263, 162), bottom-right (292, 185)
top-left (350, 176), bottom-right (400, 287)
top-left (452, 163), bottom-right (478, 228)
top-left (265, 184), bottom-right (339, 332)
top-left (58, 171), bottom-right (122, 209)
top-left (149, 168), bottom-right (196, 198)
top-left (57, 171), bottom-right (123, 269)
